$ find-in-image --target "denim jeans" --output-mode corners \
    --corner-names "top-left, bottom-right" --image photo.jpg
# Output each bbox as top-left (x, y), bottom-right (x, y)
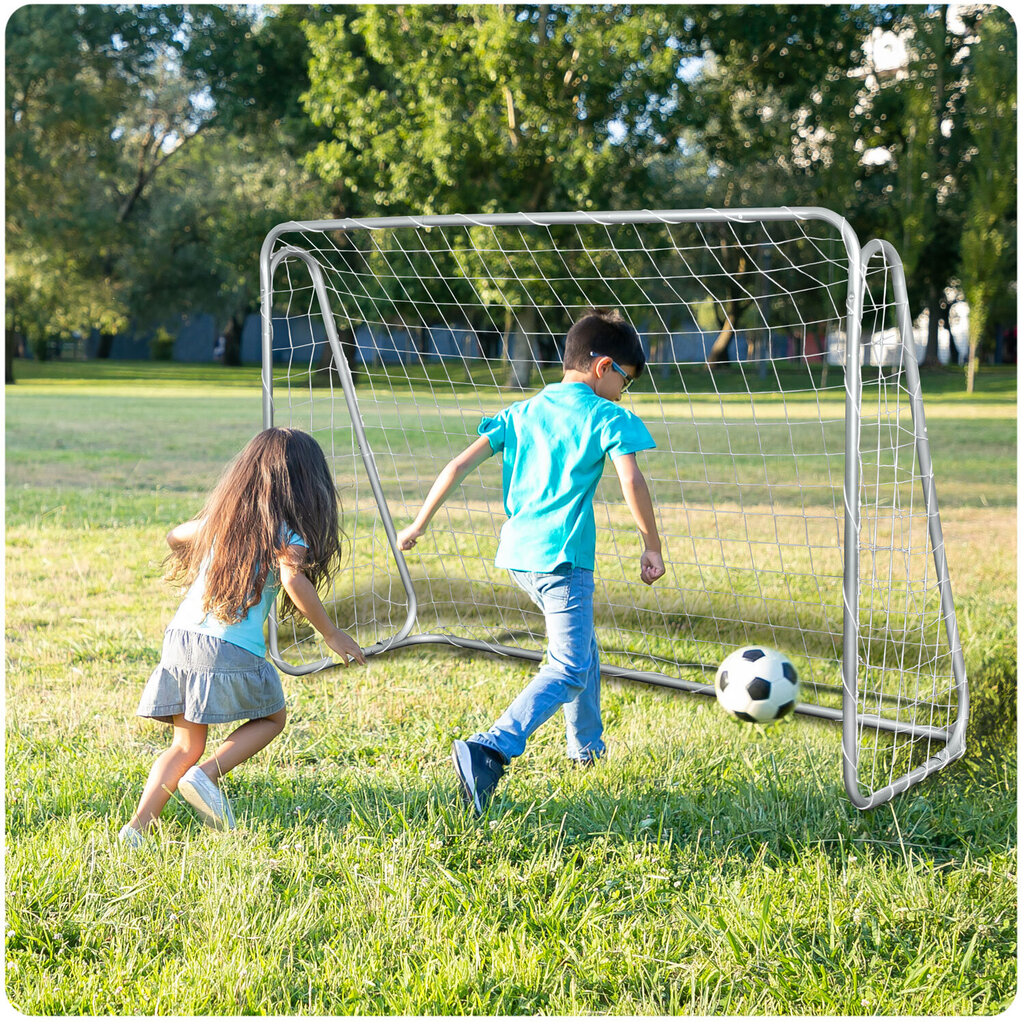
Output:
top-left (470, 565), bottom-right (604, 763)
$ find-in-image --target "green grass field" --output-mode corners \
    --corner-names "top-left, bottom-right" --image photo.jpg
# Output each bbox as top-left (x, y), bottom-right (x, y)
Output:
top-left (5, 358), bottom-right (1017, 1014)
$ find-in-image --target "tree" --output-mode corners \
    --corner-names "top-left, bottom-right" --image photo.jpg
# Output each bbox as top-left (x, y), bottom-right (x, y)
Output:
top-left (698, 7), bottom-right (851, 362)
top-left (302, 4), bottom-right (893, 372)
top-left (898, 6), bottom-right (970, 366)
top-left (5, 5), bottom-right (222, 360)
top-left (636, 5), bottom-right (889, 363)
top-left (180, 4), bottom-right (341, 155)
top-left (959, 7), bottom-right (1016, 392)
top-left (301, 3), bottom-right (698, 386)
top-left (122, 6), bottom-right (338, 363)
top-left (5, 4), bottom-right (333, 370)
top-left (854, 6), bottom-right (986, 367)
top-left (127, 129), bottom-right (332, 364)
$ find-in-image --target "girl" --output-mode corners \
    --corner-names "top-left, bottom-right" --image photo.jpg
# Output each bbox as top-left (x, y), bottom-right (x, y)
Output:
top-left (119, 428), bottom-right (365, 845)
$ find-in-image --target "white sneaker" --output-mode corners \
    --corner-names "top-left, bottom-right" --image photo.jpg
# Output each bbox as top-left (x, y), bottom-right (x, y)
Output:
top-left (177, 766), bottom-right (236, 830)
top-left (118, 823), bottom-right (147, 847)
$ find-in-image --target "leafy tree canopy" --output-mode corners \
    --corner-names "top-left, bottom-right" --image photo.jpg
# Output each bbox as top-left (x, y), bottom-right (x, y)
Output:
top-left (302, 4), bottom-right (698, 217)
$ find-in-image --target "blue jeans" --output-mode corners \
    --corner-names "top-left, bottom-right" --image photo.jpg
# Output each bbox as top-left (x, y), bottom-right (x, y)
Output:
top-left (470, 565), bottom-right (604, 763)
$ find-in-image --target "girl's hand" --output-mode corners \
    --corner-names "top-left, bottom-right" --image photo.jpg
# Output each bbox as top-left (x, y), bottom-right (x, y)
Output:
top-left (640, 549), bottom-right (665, 586)
top-left (325, 628), bottom-right (366, 667)
top-left (396, 524), bottom-right (422, 551)
top-left (166, 517), bottom-right (204, 552)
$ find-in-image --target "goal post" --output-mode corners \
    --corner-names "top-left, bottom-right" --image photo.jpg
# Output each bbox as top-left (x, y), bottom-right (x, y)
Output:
top-left (258, 207), bottom-right (968, 809)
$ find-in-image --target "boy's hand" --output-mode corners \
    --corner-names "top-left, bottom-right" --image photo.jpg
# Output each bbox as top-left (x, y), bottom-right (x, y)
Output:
top-left (395, 438), bottom-right (494, 553)
top-left (640, 549), bottom-right (665, 586)
top-left (325, 628), bottom-right (367, 667)
top-left (396, 524), bottom-right (422, 551)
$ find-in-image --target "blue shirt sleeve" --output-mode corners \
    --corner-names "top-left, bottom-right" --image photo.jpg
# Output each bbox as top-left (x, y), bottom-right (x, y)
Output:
top-left (599, 405), bottom-right (656, 460)
top-left (281, 525), bottom-right (308, 549)
top-left (478, 408), bottom-right (510, 454)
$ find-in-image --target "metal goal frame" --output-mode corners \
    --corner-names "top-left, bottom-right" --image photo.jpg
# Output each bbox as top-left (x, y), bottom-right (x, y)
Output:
top-left (258, 207), bottom-right (968, 809)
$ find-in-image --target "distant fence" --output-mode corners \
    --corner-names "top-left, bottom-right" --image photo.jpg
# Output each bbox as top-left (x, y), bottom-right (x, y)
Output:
top-left (19, 309), bottom-right (974, 367)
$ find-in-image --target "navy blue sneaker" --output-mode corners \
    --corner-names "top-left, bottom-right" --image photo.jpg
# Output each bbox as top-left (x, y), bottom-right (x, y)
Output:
top-left (452, 740), bottom-right (507, 814)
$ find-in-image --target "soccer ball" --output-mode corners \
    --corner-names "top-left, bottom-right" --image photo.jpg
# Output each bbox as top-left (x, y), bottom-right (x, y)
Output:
top-left (715, 645), bottom-right (799, 724)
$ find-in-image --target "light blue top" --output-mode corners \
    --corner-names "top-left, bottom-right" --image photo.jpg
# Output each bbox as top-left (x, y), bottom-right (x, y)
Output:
top-left (478, 382), bottom-right (655, 572)
top-left (167, 528), bottom-right (307, 657)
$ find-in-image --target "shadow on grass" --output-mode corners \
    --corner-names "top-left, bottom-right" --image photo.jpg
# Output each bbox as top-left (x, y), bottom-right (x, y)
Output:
top-left (223, 739), bottom-right (1012, 874)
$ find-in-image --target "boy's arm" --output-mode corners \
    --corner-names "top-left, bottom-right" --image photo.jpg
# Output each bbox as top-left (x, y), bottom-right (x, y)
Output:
top-left (397, 436), bottom-right (495, 550)
top-left (279, 550), bottom-right (366, 667)
top-left (611, 453), bottom-right (665, 586)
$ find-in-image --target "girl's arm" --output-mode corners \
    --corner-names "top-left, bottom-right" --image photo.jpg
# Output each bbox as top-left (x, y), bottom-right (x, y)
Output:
top-left (279, 550), bottom-right (366, 667)
top-left (166, 518), bottom-right (204, 552)
top-left (611, 453), bottom-right (665, 586)
top-left (396, 436), bottom-right (495, 550)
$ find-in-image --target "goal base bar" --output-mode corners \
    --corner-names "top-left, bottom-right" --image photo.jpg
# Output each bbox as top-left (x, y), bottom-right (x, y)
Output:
top-left (270, 632), bottom-right (952, 745)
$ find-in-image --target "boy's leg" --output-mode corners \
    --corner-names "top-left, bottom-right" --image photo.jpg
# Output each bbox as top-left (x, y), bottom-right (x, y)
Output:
top-left (469, 566), bottom-right (596, 763)
top-left (562, 630), bottom-right (604, 762)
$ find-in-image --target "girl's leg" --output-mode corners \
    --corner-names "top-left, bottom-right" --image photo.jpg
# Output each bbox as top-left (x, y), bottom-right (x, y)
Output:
top-left (129, 716), bottom-right (208, 831)
top-left (198, 709), bottom-right (287, 782)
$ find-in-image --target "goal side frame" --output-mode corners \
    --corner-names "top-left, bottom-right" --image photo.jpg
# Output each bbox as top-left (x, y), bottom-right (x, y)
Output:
top-left (258, 208), bottom-right (968, 809)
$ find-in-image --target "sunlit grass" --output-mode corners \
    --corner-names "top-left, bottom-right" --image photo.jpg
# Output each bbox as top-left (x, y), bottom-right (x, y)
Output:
top-left (4, 358), bottom-right (1016, 1014)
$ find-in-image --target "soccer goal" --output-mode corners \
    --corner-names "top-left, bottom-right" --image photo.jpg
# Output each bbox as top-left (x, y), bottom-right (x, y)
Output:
top-left (258, 208), bottom-right (968, 810)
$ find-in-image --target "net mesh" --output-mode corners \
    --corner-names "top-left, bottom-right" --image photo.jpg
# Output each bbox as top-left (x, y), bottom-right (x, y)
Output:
top-left (263, 211), bottom-right (964, 802)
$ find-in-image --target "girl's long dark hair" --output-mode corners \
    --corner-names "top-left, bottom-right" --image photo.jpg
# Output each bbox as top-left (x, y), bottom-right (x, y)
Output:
top-left (166, 428), bottom-right (341, 623)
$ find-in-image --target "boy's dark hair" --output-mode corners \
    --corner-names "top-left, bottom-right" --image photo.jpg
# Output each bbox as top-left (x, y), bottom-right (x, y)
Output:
top-left (563, 308), bottom-right (646, 377)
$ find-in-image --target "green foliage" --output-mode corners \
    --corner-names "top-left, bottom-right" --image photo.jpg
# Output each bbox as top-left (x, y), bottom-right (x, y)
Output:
top-left (300, 4), bottom-right (703, 383)
top-left (303, 5), bottom-right (693, 218)
top-left (854, 5), bottom-right (1016, 372)
top-left (126, 131), bottom-right (332, 326)
top-left (181, 4), bottom-right (342, 152)
top-left (5, 5), bottom-right (218, 343)
top-left (682, 5), bottom-right (877, 205)
top-left (4, 4), bottom-right (1017, 390)
top-left (4, 4), bottom-right (332, 350)
top-left (960, 7), bottom-right (1017, 389)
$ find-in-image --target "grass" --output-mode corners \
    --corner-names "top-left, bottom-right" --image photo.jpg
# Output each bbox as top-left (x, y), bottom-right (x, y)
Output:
top-left (4, 357), bottom-right (1017, 1014)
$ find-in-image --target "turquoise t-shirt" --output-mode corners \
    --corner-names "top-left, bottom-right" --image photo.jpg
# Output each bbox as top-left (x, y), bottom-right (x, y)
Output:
top-left (478, 382), bottom-right (655, 572)
top-left (167, 528), bottom-right (307, 657)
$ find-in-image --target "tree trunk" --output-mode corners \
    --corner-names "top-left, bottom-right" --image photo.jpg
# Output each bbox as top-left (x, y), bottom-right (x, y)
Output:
top-left (499, 308), bottom-right (513, 367)
top-left (96, 332), bottom-right (115, 359)
top-left (312, 325), bottom-right (358, 388)
top-left (706, 294), bottom-right (754, 365)
top-left (923, 283), bottom-right (942, 366)
top-left (965, 288), bottom-right (988, 394)
top-left (6, 329), bottom-right (21, 383)
top-left (222, 315), bottom-right (244, 366)
top-left (707, 322), bottom-right (735, 364)
top-left (966, 342), bottom-right (977, 393)
top-left (506, 306), bottom-right (536, 389)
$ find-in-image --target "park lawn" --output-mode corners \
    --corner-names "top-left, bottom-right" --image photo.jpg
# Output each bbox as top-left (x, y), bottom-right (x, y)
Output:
top-left (4, 358), bottom-right (1017, 1015)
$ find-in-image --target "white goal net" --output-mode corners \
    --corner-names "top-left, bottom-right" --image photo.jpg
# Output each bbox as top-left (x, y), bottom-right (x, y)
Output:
top-left (259, 208), bottom-right (967, 809)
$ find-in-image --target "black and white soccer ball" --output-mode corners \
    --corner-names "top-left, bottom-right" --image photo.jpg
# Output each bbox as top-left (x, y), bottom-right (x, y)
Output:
top-left (715, 645), bottom-right (799, 724)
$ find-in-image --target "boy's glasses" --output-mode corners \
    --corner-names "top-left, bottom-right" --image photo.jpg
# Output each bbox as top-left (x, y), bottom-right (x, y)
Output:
top-left (590, 351), bottom-right (635, 392)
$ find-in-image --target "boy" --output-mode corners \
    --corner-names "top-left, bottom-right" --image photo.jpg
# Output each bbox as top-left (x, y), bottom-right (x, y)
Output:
top-left (397, 309), bottom-right (665, 812)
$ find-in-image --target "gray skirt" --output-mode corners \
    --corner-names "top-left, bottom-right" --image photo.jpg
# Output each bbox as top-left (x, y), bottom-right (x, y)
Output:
top-left (137, 629), bottom-right (285, 725)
